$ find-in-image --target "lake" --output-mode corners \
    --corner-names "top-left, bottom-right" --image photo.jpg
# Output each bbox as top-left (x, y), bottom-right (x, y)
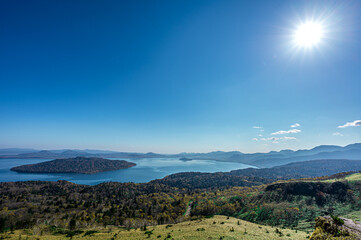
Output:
top-left (0, 158), bottom-right (255, 185)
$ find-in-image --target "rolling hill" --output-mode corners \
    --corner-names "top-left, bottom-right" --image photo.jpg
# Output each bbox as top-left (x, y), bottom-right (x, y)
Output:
top-left (0, 215), bottom-right (309, 240)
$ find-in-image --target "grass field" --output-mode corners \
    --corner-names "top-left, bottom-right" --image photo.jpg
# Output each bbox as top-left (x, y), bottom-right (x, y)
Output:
top-left (0, 215), bottom-right (309, 240)
top-left (341, 210), bottom-right (361, 223)
top-left (313, 173), bottom-right (361, 183)
top-left (345, 173), bottom-right (361, 182)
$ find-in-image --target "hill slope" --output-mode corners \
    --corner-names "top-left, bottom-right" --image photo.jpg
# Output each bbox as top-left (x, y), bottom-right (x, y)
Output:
top-left (0, 215), bottom-right (308, 240)
top-left (152, 159), bottom-right (361, 190)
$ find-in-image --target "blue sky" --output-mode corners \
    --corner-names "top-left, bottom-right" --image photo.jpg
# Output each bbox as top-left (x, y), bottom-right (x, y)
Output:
top-left (1, 0), bottom-right (360, 153)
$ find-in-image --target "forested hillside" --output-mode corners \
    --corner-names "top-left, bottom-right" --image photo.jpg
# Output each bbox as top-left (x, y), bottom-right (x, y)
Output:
top-left (230, 159), bottom-right (361, 179)
top-left (151, 159), bottom-right (361, 190)
top-left (0, 171), bottom-right (360, 234)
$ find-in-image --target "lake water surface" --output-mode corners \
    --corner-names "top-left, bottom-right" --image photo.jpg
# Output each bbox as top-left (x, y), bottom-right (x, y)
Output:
top-left (0, 158), bottom-right (255, 185)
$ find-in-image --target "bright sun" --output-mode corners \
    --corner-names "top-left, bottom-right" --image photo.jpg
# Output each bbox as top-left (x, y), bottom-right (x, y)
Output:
top-left (293, 21), bottom-right (324, 48)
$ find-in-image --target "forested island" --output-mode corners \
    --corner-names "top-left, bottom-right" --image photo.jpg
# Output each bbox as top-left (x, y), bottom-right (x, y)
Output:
top-left (10, 157), bottom-right (136, 174)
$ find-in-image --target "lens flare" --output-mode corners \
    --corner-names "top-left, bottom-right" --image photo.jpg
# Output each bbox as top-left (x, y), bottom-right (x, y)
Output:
top-left (293, 21), bottom-right (324, 48)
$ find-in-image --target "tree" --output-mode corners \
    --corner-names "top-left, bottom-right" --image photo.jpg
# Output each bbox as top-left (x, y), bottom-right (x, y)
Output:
top-left (0, 218), bottom-right (6, 232)
top-left (69, 218), bottom-right (76, 231)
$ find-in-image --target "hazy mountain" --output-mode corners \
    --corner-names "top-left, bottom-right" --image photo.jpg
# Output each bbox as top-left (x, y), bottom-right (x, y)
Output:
top-left (251, 148), bottom-right (361, 167)
top-left (171, 151), bottom-right (244, 161)
top-left (170, 143), bottom-right (361, 167)
top-left (82, 149), bottom-right (120, 154)
top-left (9, 150), bottom-right (90, 159)
top-left (46, 149), bottom-right (120, 154)
top-left (0, 148), bottom-right (37, 155)
top-left (1, 143), bottom-right (360, 168)
top-left (0, 149), bottom-right (168, 159)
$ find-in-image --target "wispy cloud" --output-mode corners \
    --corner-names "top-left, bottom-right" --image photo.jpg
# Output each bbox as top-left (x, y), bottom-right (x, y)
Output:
top-left (271, 129), bottom-right (301, 135)
top-left (252, 138), bottom-right (258, 141)
top-left (260, 137), bottom-right (276, 141)
top-left (291, 123), bottom-right (300, 128)
top-left (253, 126), bottom-right (264, 132)
top-left (282, 136), bottom-right (297, 140)
top-left (338, 120), bottom-right (361, 128)
top-left (260, 136), bottom-right (296, 141)
top-left (333, 132), bottom-right (343, 136)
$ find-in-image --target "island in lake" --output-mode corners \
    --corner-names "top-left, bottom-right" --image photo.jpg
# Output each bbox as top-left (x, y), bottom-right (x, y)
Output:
top-left (179, 157), bottom-right (192, 161)
top-left (10, 157), bottom-right (136, 174)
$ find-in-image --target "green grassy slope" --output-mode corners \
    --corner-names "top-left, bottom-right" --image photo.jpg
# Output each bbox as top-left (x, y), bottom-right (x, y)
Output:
top-left (0, 215), bottom-right (309, 240)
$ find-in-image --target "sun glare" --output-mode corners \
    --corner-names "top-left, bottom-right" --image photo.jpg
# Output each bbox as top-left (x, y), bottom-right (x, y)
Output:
top-left (293, 21), bottom-right (324, 48)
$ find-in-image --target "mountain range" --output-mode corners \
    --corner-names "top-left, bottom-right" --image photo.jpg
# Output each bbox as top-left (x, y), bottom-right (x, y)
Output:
top-left (1, 143), bottom-right (360, 168)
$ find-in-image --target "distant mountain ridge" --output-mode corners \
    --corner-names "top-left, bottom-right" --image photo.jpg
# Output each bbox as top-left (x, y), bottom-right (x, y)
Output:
top-left (172, 143), bottom-right (361, 167)
top-left (0, 149), bottom-right (165, 159)
top-left (0, 148), bottom-right (38, 155)
top-left (1, 143), bottom-right (360, 168)
top-left (252, 148), bottom-right (361, 167)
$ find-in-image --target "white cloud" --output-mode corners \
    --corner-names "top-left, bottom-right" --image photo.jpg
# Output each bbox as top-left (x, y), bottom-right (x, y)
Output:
top-left (333, 132), bottom-right (343, 136)
top-left (252, 138), bottom-right (258, 141)
top-left (291, 123), bottom-right (300, 128)
top-left (338, 120), bottom-right (361, 128)
top-left (253, 126), bottom-right (263, 129)
top-left (271, 129), bottom-right (301, 135)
